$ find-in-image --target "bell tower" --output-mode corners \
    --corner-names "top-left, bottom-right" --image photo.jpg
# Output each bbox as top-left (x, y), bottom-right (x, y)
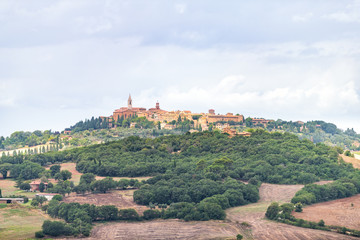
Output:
top-left (156, 101), bottom-right (160, 110)
top-left (128, 94), bottom-right (132, 109)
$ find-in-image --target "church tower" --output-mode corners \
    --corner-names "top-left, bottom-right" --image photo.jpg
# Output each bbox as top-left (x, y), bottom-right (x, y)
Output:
top-left (156, 101), bottom-right (160, 110)
top-left (128, 94), bottom-right (132, 109)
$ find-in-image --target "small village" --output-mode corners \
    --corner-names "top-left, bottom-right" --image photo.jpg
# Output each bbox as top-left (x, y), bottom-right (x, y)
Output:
top-left (98, 95), bottom-right (272, 137)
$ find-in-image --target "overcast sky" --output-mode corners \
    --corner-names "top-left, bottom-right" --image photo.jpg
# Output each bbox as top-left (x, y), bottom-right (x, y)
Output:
top-left (1, 0), bottom-right (360, 137)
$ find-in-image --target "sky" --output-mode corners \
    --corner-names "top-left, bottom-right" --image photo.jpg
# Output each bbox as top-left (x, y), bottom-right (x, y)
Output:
top-left (1, 0), bottom-right (360, 137)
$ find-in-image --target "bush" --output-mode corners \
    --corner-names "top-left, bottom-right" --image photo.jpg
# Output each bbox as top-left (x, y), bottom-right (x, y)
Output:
top-left (295, 203), bottom-right (303, 212)
top-left (42, 220), bottom-right (73, 236)
top-left (236, 234), bottom-right (243, 240)
top-left (35, 230), bottom-right (45, 238)
top-left (265, 202), bottom-right (280, 220)
top-left (52, 195), bottom-right (63, 201)
top-left (118, 208), bottom-right (140, 221)
top-left (142, 209), bottom-right (161, 220)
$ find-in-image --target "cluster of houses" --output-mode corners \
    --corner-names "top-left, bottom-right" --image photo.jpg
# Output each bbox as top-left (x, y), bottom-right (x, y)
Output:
top-left (100, 95), bottom-right (273, 136)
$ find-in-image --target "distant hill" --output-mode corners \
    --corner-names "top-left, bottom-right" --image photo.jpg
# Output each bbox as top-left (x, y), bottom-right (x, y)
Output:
top-left (1, 116), bottom-right (360, 153)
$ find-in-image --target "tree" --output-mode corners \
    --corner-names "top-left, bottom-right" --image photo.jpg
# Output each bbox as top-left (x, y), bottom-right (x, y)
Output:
top-left (142, 209), bottom-right (161, 220)
top-left (80, 173), bottom-right (96, 185)
top-left (96, 205), bottom-right (118, 220)
top-left (0, 163), bottom-right (12, 179)
top-left (39, 182), bottom-right (46, 192)
top-left (265, 202), bottom-right (280, 220)
top-left (295, 202), bottom-right (303, 212)
top-left (42, 220), bottom-right (73, 236)
top-left (245, 117), bottom-right (253, 127)
top-left (35, 231), bottom-right (45, 238)
top-left (50, 165), bottom-right (61, 177)
top-left (91, 178), bottom-right (116, 193)
top-left (32, 196), bottom-right (47, 206)
top-left (118, 208), bottom-right (140, 221)
top-left (55, 170), bottom-right (72, 181)
top-left (73, 184), bottom-right (89, 195)
top-left (318, 219), bottom-right (325, 227)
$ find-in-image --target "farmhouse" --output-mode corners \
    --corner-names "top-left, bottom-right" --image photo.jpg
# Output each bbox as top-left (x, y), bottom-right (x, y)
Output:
top-left (0, 198), bottom-right (24, 204)
top-left (30, 181), bottom-right (48, 192)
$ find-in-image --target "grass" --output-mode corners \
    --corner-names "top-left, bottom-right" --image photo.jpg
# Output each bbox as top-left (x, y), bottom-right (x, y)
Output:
top-left (0, 178), bottom-right (37, 198)
top-left (0, 204), bottom-right (52, 240)
top-left (231, 202), bottom-right (270, 214)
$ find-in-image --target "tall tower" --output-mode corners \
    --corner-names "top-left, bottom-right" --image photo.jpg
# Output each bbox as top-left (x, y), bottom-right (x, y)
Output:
top-left (128, 94), bottom-right (132, 109)
top-left (156, 101), bottom-right (160, 110)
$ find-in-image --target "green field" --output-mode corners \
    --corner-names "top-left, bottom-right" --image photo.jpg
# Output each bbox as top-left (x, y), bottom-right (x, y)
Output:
top-left (0, 204), bottom-right (52, 240)
top-left (0, 178), bottom-right (36, 198)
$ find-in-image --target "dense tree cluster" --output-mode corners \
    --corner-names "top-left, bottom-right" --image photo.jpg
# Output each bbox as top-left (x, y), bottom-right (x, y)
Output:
top-left (0, 130), bottom-right (57, 150)
top-left (291, 177), bottom-right (360, 205)
top-left (1, 130), bottom-right (358, 184)
top-left (134, 175), bottom-right (259, 220)
top-left (69, 117), bottom-right (109, 133)
top-left (265, 120), bottom-right (360, 150)
top-left (42, 199), bottom-right (149, 237)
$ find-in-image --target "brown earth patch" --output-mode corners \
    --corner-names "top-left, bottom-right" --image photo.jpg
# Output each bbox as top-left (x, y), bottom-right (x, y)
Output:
top-left (259, 183), bottom-right (304, 202)
top-left (63, 190), bottom-right (148, 214)
top-left (293, 194), bottom-right (360, 231)
top-left (70, 183), bottom-right (356, 240)
top-left (86, 219), bottom-right (241, 240)
top-left (341, 154), bottom-right (360, 169)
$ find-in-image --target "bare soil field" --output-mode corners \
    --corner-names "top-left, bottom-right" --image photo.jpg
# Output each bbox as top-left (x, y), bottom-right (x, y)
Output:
top-left (86, 219), bottom-right (240, 240)
top-left (72, 182), bottom-right (356, 240)
top-left (341, 154), bottom-right (360, 169)
top-left (293, 194), bottom-right (360, 231)
top-left (63, 189), bottom-right (148, 214)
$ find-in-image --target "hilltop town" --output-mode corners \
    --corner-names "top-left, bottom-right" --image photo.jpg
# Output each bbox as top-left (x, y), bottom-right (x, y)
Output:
top-left (98, 95), bottom-right (271, 136)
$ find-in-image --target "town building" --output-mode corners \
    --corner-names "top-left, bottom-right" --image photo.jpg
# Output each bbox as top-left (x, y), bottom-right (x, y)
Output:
top-left (100, 95), bottom-right (258, 134)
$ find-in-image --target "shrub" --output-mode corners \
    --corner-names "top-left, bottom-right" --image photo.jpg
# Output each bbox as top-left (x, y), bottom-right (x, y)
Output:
top-left (142, 209), bottom-right (161, 220)
top-left (35, 230), bottom-right (45, 238)
top-left (118, 208), bottom-right (140, 221)
top-left (295, 203), bottom-right (303, 212)
top-left (265, 202), bottom-right (280, 220)
top-left (52, 195), bottom-right (63, 201)
top-left (42, 220), bottom-right (73, 236)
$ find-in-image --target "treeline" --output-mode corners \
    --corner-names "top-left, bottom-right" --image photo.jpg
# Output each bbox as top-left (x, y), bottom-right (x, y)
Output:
top-left (0, 130), bottom-right (58, 150)
top-left (265, 202), bottom-right (360, 237)
top-left (69, 117), bottom-right (109, 133)
top-left (263, 119), bottom-right (360, 150)
top-left (291, 176), bottom-right (360, 205)
top-left (69, 115), bottom-right (157, 133)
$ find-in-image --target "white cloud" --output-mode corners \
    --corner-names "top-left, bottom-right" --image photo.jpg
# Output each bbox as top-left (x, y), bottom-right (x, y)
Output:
top-left (1, 0), bottom-right (360, 136)
top-left (324, 0), bottom-right (360, 23)
top-left (292, 12), bottom-right (313, 22)
top-left (175, 3), bottom-right (187, 14)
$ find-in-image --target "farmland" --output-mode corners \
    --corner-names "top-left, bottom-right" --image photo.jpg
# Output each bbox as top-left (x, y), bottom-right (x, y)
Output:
top-left (75, 183), bottom-right (357, 240)
top-left (293, 194), bottom-right (360, 231)
top-left (0, 204), bottom-right (52, 240)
